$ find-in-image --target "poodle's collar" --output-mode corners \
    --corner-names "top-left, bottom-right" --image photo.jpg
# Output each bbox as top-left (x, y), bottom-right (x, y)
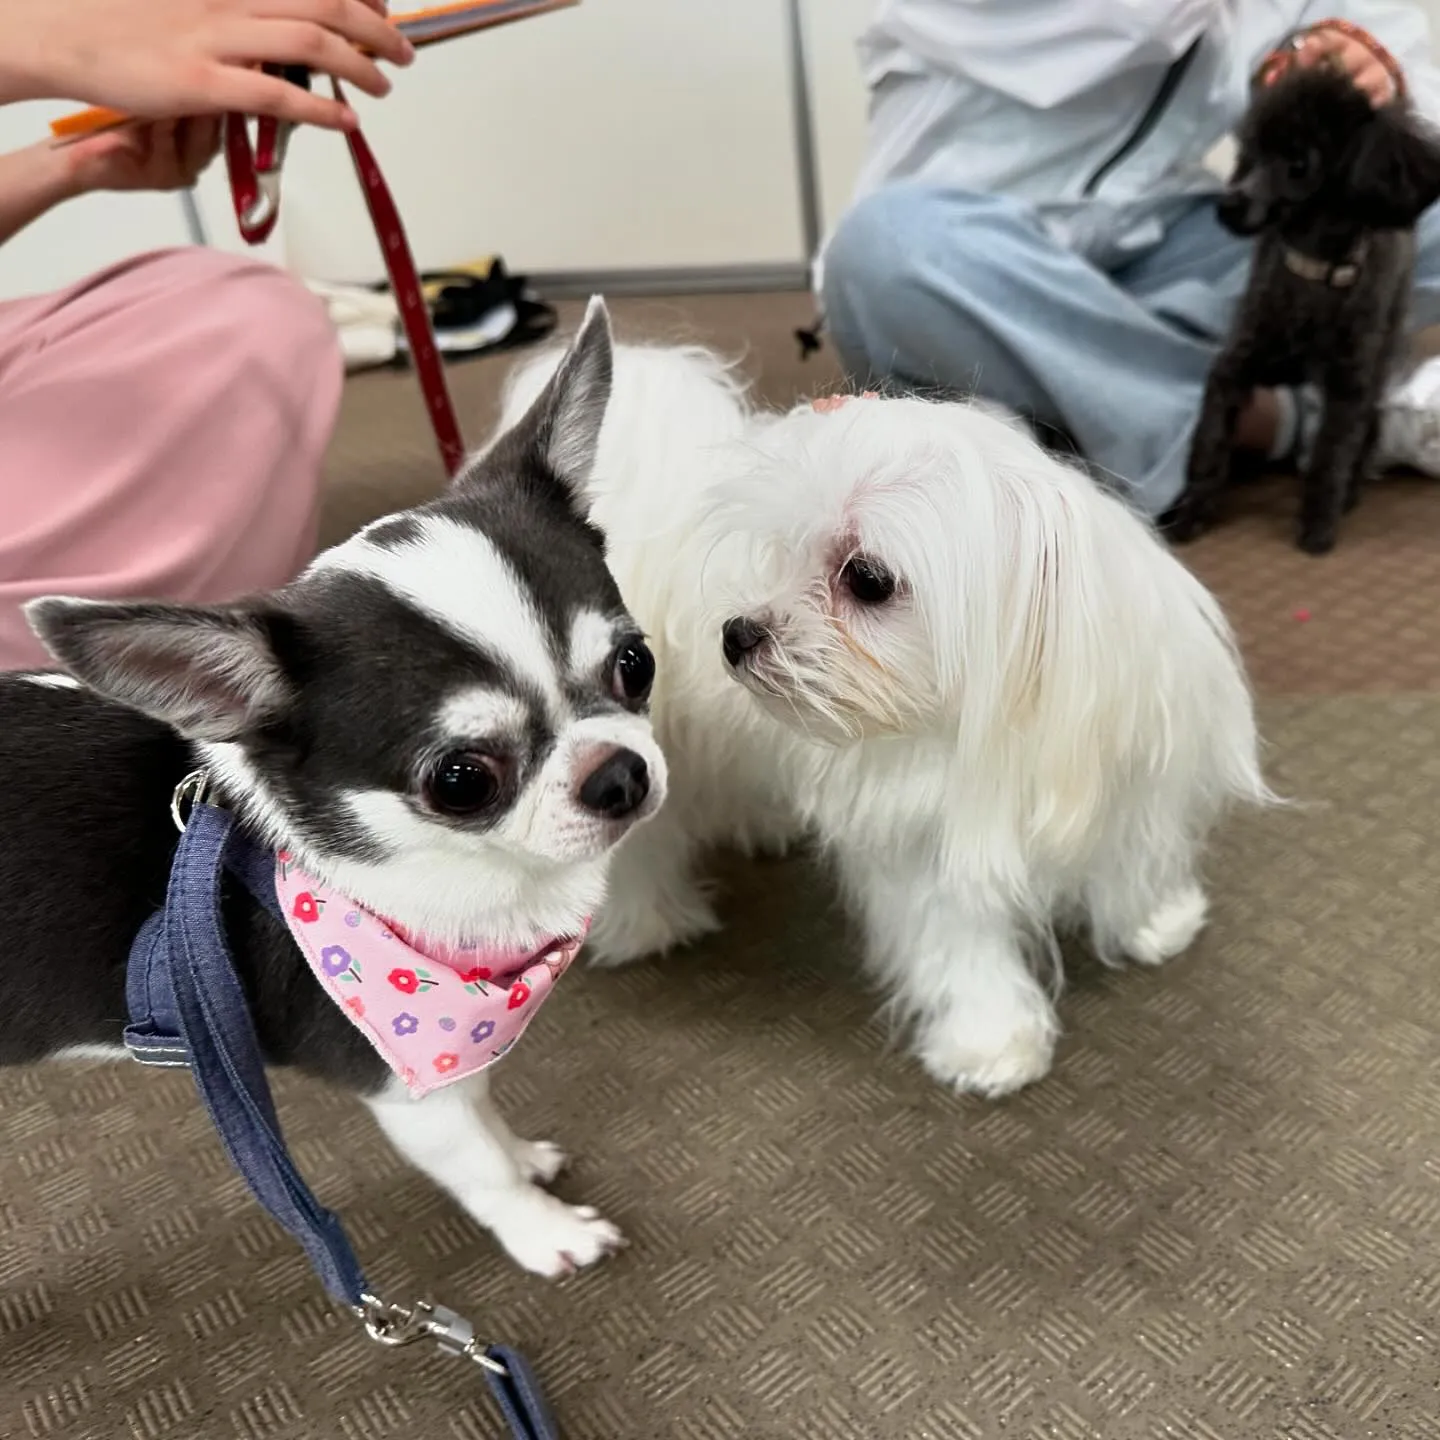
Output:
top-left (1282, 237), bottom-right (1369, 289)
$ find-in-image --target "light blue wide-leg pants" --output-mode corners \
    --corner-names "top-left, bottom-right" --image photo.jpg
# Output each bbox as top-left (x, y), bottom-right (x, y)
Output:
top-left (821, 186), bottom-right (1440, 515)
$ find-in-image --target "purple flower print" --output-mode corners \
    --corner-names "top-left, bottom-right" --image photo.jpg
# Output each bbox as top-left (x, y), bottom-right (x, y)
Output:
top-left (439, 1017), bottom-right (457, 1032)
top-left (320, 945), bottom-right (352, 978)
top-left (470, 1019), bottom-right (495, 1045)
top-left (344, 911), bottom-right (363, 929)
top-left (392, 1012), bottom-right (419, 1037)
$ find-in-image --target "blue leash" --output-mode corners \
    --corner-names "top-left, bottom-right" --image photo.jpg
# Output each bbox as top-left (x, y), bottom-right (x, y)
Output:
top-left (123, 774), bottom-right (559, 1440)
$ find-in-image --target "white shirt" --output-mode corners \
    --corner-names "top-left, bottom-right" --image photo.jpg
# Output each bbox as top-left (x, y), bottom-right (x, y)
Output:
top-left (835, 1), bottom-right (1440, 264)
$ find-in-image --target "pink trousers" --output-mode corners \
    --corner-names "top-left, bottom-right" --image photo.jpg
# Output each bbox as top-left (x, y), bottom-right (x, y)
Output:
top-left (0, 247), bottom-right (343, 670)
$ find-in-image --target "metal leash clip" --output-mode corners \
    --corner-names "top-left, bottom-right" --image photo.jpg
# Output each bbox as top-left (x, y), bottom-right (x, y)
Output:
top-left (358, 1294), bottom-right (509, 1377)
top-left (170, 769), bottom-right (213, 833)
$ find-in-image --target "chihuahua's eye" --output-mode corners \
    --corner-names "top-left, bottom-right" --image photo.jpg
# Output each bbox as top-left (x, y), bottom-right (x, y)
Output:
top-left (841, 556), bottom-right (897, 605)
top-left (612, 639), bottom-right (655, 703)
top-left (1287, 154), bottom-right (1310, 180)
top-left (425, 751), bottom-right (502, 816)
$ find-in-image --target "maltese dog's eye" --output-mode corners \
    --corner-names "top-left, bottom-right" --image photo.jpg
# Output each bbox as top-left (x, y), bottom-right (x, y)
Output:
top-left (612, 638), bottom-right (656, 704)
top-left (425, 751), bottom-right (503, 816)
top-left (841, 556), bottom-right (897, 605)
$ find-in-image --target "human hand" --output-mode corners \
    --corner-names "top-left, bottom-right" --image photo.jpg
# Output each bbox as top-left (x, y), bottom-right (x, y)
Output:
top-left (1279, 21), bottom-right (1404, 107)
top-left (2, 0), bottom-right (415, 131)
top-left (61, 118), bottom-right (223, 195)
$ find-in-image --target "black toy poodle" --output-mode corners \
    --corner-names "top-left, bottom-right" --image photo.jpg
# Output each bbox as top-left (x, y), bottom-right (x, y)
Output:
top-left (1164, 63), bottom-right (1440, 554)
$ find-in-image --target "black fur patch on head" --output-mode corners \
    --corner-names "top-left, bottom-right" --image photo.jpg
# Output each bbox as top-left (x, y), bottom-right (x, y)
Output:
top-left (364, 514), bottom-right (424, 551)
top-left (234, 571), bottom-right (547, 860)
top-left (228, 529), bottom-right (637, 862)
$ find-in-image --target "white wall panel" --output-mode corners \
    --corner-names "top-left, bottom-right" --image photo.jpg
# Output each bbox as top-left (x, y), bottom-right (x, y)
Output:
top-left (195, 0), bottom-right (806, 282)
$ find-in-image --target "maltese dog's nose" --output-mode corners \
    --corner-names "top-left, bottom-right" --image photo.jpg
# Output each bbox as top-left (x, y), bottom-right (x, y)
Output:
top-left (577, 747), bottom-right (651, 819)
top-left (722, 616), bottom-right (770, 667)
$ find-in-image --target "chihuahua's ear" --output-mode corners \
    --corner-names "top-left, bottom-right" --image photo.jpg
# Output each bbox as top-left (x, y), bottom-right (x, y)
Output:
top-left (1343, 106), bottom-right (1440, 227)
top-left (457, 296), bottom-right (613, 516)
top-left (25, 596), bottom-right (294, 742)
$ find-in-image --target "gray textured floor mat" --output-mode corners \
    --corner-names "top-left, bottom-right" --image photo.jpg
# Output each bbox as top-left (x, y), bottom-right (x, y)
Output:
top-left (3, 697), bottom-right (1438, 1439)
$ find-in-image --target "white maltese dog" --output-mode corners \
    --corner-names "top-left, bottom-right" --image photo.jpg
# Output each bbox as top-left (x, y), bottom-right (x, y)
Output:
top-left (495, 342), bottom-right (1269, 1097)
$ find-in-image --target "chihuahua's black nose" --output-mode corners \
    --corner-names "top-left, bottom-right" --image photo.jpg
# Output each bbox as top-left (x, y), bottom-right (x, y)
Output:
top-left (722, 616), bottom-right (769, 667)
top-left (578, 748), bottom-right (650, 819)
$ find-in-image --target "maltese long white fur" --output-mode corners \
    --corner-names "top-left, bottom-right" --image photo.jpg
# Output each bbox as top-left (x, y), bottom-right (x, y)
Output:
top-left (495, 342), bottom-right (1269, 1098)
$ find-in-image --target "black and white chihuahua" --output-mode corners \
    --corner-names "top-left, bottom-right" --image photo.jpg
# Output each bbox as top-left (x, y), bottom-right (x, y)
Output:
top-left (0, 300), bottom-right (665, 1278)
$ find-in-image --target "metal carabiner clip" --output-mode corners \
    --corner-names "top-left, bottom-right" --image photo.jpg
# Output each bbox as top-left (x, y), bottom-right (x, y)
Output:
top-left (237, 65), bottom-right (313, 234)
top-left (358, 1295), bottom-right (510, 1377)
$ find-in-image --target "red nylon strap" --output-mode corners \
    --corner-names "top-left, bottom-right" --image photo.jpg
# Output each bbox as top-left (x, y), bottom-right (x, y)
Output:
top-left (222, 82), bottom-right (466, 477)
top-left (332, 80), bottom-right (466, 477)
top-left (225, 113), bottom-right (276, 244)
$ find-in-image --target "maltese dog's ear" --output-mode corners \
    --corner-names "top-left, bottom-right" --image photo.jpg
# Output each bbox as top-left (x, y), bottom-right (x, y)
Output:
top-left (454, 295), bottom-right (614, 521)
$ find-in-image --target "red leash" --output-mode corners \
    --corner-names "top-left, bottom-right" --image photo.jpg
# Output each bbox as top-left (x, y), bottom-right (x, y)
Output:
top-left (223, 72), bottom-right (467, 478)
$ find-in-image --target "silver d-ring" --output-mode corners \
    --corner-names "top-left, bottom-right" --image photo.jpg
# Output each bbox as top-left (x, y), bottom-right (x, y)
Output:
top-left (170, 769), bottom-right (212, 833)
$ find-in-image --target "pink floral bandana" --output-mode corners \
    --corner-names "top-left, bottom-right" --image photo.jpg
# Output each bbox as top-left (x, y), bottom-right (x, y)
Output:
top-left (273, 850), bottom-right (584, 1098)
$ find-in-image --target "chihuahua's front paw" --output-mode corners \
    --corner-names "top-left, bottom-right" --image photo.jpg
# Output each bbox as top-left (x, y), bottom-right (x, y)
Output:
top-left (491, 1189), bottom-right (625, 1278)
top-left (509, 1137), bottom-right (569, 1186)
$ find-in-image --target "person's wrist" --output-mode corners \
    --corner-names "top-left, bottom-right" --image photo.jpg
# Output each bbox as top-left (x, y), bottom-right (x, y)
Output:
top-left (21, 139), bottom-right (88, 204)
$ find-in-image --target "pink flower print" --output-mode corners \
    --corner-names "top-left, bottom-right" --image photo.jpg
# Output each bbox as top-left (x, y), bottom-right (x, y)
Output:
top-left (292, 892), bottom-right (322, 924)
top-left (392, 1012), bottom-right (419, 1037)
top-left (320, 945), bottom-right (352, 978)
top-left (344, 996), bottom-right (365, 1018)
top-left (460, 965), bottom-right (492, 995)
top-left (401, 1066), bottom-right (416, 1087)
top-left (507, 979), bottom-right (531, 1011)
top-left (433, 1053), bottom-right (459, 1075)
top-left (470, 1019), bottom-right (495, 1045)
top-left (388, 967), bottom-right (437, 995)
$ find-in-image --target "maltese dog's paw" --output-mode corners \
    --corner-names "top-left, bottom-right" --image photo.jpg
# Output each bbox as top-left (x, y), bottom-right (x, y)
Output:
top-left (916, 1003), bottom-right (1058, 1099)
top-left (509, 1138), bottom-right (569, 1186)
top-left (586, 884), bottom-right (720, 968)
top-left (1126, 884), bottom-right (1208, 967)
top-left (491, 1190), bottom-right (625, 1278)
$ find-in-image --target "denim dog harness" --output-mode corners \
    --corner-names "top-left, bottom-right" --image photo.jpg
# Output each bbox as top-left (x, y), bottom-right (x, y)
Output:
top-left (124, 771), bottom-right (559, 1440)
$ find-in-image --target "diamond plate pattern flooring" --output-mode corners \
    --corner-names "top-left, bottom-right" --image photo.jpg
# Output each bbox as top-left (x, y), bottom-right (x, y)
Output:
top-left (3, 293), bottom-right (1438, 1439)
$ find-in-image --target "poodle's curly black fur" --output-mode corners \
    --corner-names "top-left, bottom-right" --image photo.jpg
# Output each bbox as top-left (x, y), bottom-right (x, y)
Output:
top-left (1164, 66), bottom-right (1440, 554)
